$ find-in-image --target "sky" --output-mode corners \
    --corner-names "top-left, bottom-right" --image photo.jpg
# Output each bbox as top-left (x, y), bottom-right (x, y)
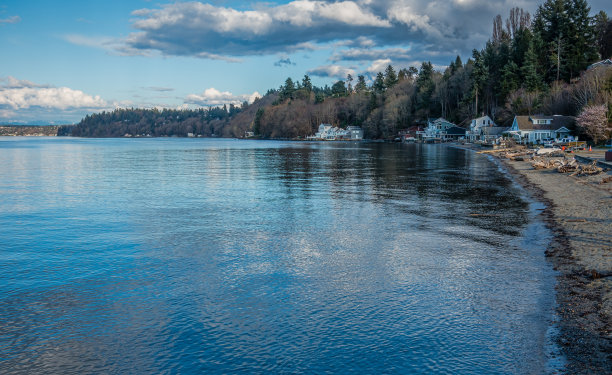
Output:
top-left (1, 0), bottom-right (611, 124)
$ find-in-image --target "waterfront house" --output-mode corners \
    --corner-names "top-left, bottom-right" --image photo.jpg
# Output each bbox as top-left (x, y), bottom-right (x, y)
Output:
top-left (308, 123), bottom-right (362, 140)
top-left (506, 115), bottom-right (574, 144)
top-left (345, 126), bottom-right (364, 140)
top-left (425, 118), bottom-right (456, 139)
top-left (467, 115), bottom-right (508, 142)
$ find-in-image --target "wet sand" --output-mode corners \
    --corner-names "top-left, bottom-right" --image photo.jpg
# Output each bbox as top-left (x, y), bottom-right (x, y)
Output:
top-left (498, 155), bottom-right (612, 374)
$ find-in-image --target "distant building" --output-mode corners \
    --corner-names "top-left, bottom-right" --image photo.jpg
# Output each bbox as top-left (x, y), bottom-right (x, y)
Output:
top-left (467, 115), bottom-right (507, 142)
top-left (506, 115), bottom-right (574, 144)
top-left (308, 124), bottom-right (363, 140)
top-left (424, 118), bottom-right (465, 140)
top-left (345, 126), bottom-right (364, 140)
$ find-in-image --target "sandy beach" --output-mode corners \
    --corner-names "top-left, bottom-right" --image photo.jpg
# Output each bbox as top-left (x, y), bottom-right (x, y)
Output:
top-left (494, 150), bottom-right (612, 374)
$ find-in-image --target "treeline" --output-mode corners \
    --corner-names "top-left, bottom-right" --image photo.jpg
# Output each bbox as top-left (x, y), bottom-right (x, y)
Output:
top-left (69, 0), bottom-right (612, 142)
top-left (70, 104), bottom-right (247, 138)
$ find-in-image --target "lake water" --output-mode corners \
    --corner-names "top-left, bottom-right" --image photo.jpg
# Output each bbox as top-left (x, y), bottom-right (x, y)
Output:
top-left (0, 138), bottom-right (558, 374)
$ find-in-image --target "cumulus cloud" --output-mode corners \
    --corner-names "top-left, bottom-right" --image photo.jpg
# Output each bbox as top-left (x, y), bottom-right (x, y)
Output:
top-left (123, 1), bottom-right (391, 57)
top-left (0, 16), bottom-right (20, 24)
top-left (366, 59), bottom-right (393, 73)
top-left (307, 65), bottom-right (356, 79)
top-left (119, 0), bottom-right (547, 65)
top-left (185, 88), bottom-right (261, 107)
top-left (0, 76), bottom-right (108, 111)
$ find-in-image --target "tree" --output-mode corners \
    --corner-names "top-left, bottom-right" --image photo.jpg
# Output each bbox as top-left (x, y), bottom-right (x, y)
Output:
top-left (253, 108), bottom-right (264, 135)
top-left (470, 49), bottom-right (488, 115)
top-left (302, 74), bottom-right (313, 92)
top-left (355, 75), bottom-right (368, 93)
top-left (576, 104), bottom-right (610, 143)
top-left (331, 80), bottom-right (347, 97)
top-left (564, 0), bottom-right (598, 79)
top-left (522, 39), bottom-right (544, 91)
top-left (415, 62), bottom-right (436, 116)
top-left (384, 65), bottom-right (398, 88)
top-left (373, 72), bottom-right (385, 93)
top-left (346, 74), bottom-right (354, 94)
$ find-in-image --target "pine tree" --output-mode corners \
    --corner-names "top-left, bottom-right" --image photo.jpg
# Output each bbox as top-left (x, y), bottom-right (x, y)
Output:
top-left (355, 75), bottom-right (368, 93)
top-left (373, 72), bottom-right (385, 93)
top-left (302, 74), bottom-right (313, 92)
top-left (565, 0), bottom-right (598, 79)
top-left (522, 40), bottom-right (543, 91)
top-left (470, 50), bottom-right (488, 115)
top-left (384, 65), bottom-right (398, 89)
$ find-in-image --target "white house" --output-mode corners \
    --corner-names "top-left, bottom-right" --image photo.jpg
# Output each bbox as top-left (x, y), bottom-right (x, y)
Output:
top-left (308, 124), bottom-right (363, 140)
top-left (467, 115), bottom-right (507, 142)
top-left (506, 115), bottom-right (574, 144)
top-left (345, 126), bottom-right (364, 140)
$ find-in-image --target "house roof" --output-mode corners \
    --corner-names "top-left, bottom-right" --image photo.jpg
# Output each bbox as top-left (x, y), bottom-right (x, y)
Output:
top-left (587, 59), bottom-right (612, 70)
top-left (445, 126), bottom-right (467, 135)
top-left (514, 115), bottom-right (575, 131)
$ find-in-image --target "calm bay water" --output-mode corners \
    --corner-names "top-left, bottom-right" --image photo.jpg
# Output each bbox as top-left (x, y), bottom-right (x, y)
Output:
top-left (0, 137), bottom-right (557, 374)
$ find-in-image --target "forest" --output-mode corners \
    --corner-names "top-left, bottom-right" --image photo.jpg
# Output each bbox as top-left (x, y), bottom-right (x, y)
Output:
top-left (67, 0), bottom-right (612, 143)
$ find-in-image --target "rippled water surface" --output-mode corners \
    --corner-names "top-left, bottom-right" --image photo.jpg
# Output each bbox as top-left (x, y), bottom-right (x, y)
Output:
top-left (0, 138), bottom-right (556, 374)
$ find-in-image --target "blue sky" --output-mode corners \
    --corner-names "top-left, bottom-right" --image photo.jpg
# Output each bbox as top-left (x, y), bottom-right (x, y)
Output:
top-left (1, 0), bottom-right (611, 124)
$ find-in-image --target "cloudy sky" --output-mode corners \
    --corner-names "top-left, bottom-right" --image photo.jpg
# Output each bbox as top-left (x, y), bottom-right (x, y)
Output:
top-left (1, 0), bottom-right (611, 123)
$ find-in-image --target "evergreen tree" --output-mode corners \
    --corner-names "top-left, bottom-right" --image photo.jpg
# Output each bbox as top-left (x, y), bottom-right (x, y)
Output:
top-left (522, 40), bottom-right (544, 91)
top-left (301, 74), bottom-right (312, 92)
top-left (565, 0), bottom-right (598, 79)
top-left (253, 108), bottom-right (264, 135)
top-left (355, 75), bottom-right (368, 93)
top-left (384, 65), bottom-right (398, 88)
top-left (373, 72), bottom-right (385, 93)
top-left (415, 62), bottom-right (435, 116)
top-left (470, 50), bottom-right (488, 115)
top-left (331, 80), bottom-right (347, 97)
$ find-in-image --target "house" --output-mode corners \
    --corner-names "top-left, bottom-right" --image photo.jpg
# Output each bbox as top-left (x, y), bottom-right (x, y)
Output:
top-left (444, 126), bottom-right (467, 140)
top-left (467, 115), bottom-right (508, 142)
top-left (345, 126), bottom-right (363, 140)
top-left (506, 115), bottom-right (574, 144)
top-left (587, 59), bottom-right (612, 70)
top-left (398, 126), bottom-right (424, 141)
top-left (425, 118), bottom-right (456, 139)
top-left (308, 123), bottom-right (363, 140)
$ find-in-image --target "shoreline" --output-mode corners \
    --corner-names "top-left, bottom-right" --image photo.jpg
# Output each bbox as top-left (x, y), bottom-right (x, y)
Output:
top-left (463, 144), bottom-right (612, 374)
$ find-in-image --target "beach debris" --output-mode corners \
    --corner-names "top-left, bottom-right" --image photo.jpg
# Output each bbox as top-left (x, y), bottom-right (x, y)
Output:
top-left (570, 161), bottom-right (604, 177)
top-left (600, 175), bottom-right (612, 184)
top-left (536, 147), bottom-right (563, 156)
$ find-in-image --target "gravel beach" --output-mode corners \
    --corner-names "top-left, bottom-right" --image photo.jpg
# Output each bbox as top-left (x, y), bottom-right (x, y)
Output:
top-left (499, 154), bottom-right (612, 374)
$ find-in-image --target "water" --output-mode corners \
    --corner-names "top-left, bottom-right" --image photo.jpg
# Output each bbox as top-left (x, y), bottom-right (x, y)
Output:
top-left (0, 137), bottom-right (558, 374)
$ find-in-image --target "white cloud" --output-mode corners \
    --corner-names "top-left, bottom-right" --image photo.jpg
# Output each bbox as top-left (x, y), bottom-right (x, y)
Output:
top-left (123, 1), bottom-right (391, 57)
top-left (117, 0), bottom-right (558, 67)
top-left (184, 88), bottom-right (261, 107)
top-left (0, 76), bottom-right (108, 111)
top-left (366, 59), bottom-right (393, 73)
top-left (0, 16), bottom-right (20, 24)
top-left (307, 65), bottom-right (356, 79)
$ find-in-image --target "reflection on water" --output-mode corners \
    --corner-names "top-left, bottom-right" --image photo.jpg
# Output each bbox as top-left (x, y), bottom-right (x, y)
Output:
top-left (0, 138), bottom-right (556, 374)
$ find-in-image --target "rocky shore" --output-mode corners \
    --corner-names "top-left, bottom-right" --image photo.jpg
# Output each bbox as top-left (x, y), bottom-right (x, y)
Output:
top-left (490, 149), bottom-right (611, 374)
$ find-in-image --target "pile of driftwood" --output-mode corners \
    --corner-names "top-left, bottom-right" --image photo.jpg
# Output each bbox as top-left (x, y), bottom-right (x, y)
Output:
top-left (531, 157), bottom-right (568, 170)
top-left (570, 161), bottom-right (604, 176)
